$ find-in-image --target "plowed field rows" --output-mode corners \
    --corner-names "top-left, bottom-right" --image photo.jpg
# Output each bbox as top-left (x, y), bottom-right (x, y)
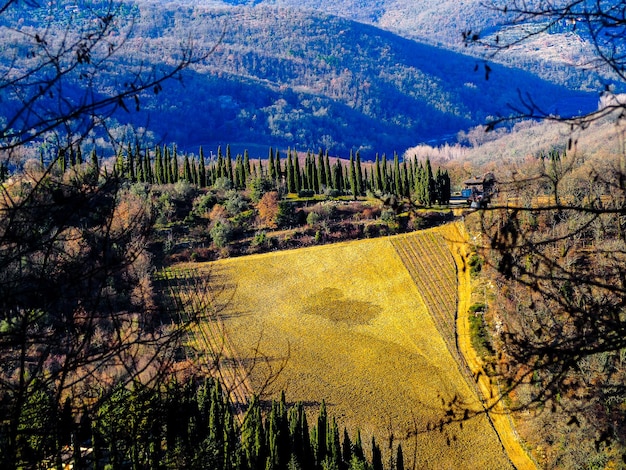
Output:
top-left (391, 231), bottom-right (459, 361)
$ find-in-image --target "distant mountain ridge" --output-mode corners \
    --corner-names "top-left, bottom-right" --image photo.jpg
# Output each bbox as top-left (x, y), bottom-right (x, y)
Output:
top-left (0, 1), bottom-right (599, 158)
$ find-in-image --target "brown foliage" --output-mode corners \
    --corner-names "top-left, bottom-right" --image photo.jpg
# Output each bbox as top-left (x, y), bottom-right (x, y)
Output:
top-left (257, 191), bottom-right (280, 228)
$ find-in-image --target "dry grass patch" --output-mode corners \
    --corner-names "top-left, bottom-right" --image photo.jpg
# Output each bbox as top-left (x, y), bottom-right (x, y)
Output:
top-left (180, 231), bottom-right (513, 469)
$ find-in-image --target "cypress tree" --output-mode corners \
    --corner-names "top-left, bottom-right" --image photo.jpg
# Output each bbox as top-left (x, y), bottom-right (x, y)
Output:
top-left (355, 151), bottom-right (363, 196)
top-left (349, 151), bottom-right (357, 199)
top-left (286, 152), bottom-right (295, 194)
top-left (90, 149), bottom-right (99, 175)
top-left (393, 152), bottom-right (401, 197)
top-left (216, 146), bottom-right (224, 179)
top-left (341, 428), bottom-right (352, 470)
top-left (353, 430), bottom-right (364, 462)
top-left (327, 417), bottom-right (341, 469)
top-left (274, 149), bottom-right (282, 186)
top-left (241, 396), bottom-right (266, 470)
top-left (244, 149), bottom-right (251, 177)
top-left (269, 150), bottom-right (276, 182)
top-left (371, 436), bottom-right (383, 470)
top-left (164, 146), bottom-right (172, 184)
top-left (294, 151), bottom-right (302, 192)
top-left (226, 145), bottom-right (233, 184)
top-left (234, 154), bottom-right (242, 189)
top-left (183, 154), bottom-right (192, 183)
top-left (75, 145), bottom-right (83, 165)
top-left (136, 151), bottom-right (144, 183)
top-left (402, 162), bottom-right (410, 198)
top-left (317, 149), bottom-right (326, 191)
top-left (316, 400), bottom-right (328, 465)
top-left (324, 151), bottom-right (332, 190)
top-left (199, 147), bottom-right (207, 187)
top-left (396, 444), bottom-right (405, 470)
top-left (374, 154), bottom-right (382, 192)
top-left (172, 146), bottom-right (179, 183)
top-left (127, 143), bottom-right (135, 181)
top-left (381, 154), bottom-right (389, 193)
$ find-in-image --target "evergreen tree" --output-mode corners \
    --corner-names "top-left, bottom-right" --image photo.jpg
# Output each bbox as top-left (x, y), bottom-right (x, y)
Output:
top-left (154, 146), bottom-right (163, 184)
top-left (241, 396), bottom-right (266, 470)
top-left (226, 145), bottom-right (234, 185)
top-left (341, 428), bottom-right (352, 470)
top-left (381, 154), bottom-right (389, 193)
top-left (393, 152), bottom-right (401, 197)
top-left (164, 146), bottom-right (172, 184)
top-left (324, 151), bottom-right (332, 191)
top-left (371, 436), bottom-right (383, 470)
top-left (317, 149), bottom-right (326, 191)
top-left (374, 154), bottom-right (382, 193)
top-left (199, 147), bottom-right (207, 187)
top-left (327, 418), bottom-right (341, 469)
top-left (172, 146), bottom-right (179, 183)
top-left (287, 152), bottom-right (295, 194)
top-left (294, 151), bottom-right (302, 192)
top-left (245, 149), bottom-right (252, 177)
top-left (355, 151), bottom-right (363, 196)
top-left (349, 151), bottom-right (357, 199)
top-left (183, 154), bottom-right (192, 183)
top-left (316, 400), bottom-right (328, 465)
top-left (269, 150), bottom-right (276, 182)
top-left (396, 444), bottom-right (404, 470)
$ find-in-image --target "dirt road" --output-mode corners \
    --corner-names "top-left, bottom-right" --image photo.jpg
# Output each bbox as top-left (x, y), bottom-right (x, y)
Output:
top-left (445, 222), bottom-right (538, 470)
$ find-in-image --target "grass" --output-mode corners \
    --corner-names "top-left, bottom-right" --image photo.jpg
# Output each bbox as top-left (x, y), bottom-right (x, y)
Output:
top-left (174, 227), bottom-right (514, 469)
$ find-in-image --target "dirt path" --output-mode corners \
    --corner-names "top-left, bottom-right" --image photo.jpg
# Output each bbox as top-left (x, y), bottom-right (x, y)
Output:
top-left (445, 222), bottom-right (538, 470)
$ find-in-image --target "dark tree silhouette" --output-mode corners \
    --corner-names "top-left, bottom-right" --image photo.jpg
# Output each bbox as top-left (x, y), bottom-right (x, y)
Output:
top-left (0, 0), bottom-right (216, 467)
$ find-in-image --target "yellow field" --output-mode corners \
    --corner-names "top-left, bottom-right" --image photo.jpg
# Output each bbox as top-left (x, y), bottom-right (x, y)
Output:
top-left (179, 227), bottom-right (514, 469)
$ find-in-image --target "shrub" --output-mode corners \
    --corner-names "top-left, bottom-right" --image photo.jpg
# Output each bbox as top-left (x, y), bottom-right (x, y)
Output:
top-left (467, 253), bottom-right (483, 276)
top-left (306, 211), bottom-right (320, 226)
top-left (210, 220), bottom-right (233, 248)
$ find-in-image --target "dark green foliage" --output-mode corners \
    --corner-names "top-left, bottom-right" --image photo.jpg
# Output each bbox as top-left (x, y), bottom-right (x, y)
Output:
top-left (4, 376), bottom-right (386, 470)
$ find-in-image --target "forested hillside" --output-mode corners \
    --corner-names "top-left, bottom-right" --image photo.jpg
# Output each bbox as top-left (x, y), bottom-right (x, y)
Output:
top-left (0, 1), bottom-right (596, 157)
top-left (217, 0), bottom-right (620, 91)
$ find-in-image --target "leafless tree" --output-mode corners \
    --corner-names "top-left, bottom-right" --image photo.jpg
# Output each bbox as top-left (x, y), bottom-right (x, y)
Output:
top-left (0, 0), bottom-right (218, 466)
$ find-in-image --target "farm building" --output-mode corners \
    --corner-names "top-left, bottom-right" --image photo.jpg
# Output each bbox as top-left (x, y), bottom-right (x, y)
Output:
top-left (461, 172), bottom-right (496, 207)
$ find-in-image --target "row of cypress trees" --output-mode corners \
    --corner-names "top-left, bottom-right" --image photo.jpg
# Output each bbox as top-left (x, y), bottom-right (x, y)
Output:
top-left (58, 143), bottom-right (450, 206)
top-left (14, 376), bottom-right (405, 469)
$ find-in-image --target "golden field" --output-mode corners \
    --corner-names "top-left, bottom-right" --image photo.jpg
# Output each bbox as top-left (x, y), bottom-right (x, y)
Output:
top-left (177, 225), bottom-right (514, 469)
